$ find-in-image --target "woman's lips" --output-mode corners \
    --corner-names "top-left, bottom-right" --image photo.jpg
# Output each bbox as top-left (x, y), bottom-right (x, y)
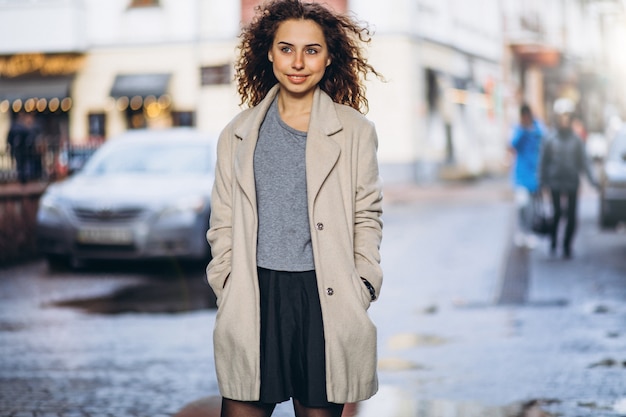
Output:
top-left (287, 74), bottom-right (308, 84)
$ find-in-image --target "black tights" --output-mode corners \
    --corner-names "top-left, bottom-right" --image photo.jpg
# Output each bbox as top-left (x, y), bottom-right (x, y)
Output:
top-left (220, 398), bottom-right (345, 417)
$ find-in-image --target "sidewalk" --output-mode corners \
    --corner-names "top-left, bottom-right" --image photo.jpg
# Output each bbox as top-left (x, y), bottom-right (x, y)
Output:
top-left (382, 175), bottom-right (513, 205)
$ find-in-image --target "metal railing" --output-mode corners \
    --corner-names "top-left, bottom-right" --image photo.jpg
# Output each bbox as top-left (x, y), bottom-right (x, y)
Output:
top-left (0, 144), bottom-right (100, 184)
top-left (0, 150), bottom-right (16, 183)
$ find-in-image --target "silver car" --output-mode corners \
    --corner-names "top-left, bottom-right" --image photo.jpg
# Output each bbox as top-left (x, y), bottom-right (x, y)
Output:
top-left (599, 128), bottom-right (626, 229)
top-left (37, 128), bottom-right (216, 267)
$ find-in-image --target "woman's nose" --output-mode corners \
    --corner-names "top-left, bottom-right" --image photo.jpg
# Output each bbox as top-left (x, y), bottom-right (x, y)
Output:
top-left (292, 52), bottom-right (304, 69)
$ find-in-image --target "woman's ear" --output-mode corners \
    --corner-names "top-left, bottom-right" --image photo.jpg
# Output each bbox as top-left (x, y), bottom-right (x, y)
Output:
top-left (268, 52), bottom-right (274, 62)
top-left (326, 58), bottom-right (331, 67)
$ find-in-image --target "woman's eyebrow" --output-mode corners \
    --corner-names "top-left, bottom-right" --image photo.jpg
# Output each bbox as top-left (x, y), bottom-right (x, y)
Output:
top-left (277, 41), bottom-right (323, 48)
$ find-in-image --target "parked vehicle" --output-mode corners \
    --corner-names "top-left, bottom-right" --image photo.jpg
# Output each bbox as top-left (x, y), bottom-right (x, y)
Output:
top-left (66, 145), bottom-right (100, 175)
top-left (585, 132), bottom-right (609, 162)
top-left (598, 128), bottom-right (626, 229)
top-left (36, 128), bottom-right (217, 268)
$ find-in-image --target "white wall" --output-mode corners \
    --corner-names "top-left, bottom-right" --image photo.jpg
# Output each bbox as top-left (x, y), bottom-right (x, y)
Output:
top-left (86, 0), bottom-right (197, 45)
top-left (0, 0), bottom-right (87, 53)
top-left (366, 36), bottom-right (419, 166)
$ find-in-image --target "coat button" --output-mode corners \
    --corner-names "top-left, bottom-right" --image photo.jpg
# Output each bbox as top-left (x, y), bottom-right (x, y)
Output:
top-left (316, 222), bottom-right (324, 231)
top-left (326, 287), bottom-right (334, 296)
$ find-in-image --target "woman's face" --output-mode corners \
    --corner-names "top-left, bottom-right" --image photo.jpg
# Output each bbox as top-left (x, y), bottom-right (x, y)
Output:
top-left (268, 19), bottom-right (331, 100)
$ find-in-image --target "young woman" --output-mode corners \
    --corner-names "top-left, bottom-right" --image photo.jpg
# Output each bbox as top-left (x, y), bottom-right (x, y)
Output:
top-left (206, 1), bottom-right (383, 416)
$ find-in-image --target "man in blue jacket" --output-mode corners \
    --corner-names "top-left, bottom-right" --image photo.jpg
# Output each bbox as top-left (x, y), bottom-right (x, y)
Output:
top-left (510, 103), bottom-right (544, 248)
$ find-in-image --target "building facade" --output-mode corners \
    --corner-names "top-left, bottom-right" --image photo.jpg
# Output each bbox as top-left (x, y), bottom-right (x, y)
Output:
top-left (0, 0), bottom-right (622, 184)
top-left (352, 0), bottom-right (506, 182)
top-left (502, 0), bottom-right (624, 136)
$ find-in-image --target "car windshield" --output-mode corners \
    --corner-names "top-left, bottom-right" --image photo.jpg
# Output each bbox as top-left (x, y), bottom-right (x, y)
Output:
top-left (81, 142), bottom-right (213, 176)
top-left (607, 134), bottom-right (626, 162)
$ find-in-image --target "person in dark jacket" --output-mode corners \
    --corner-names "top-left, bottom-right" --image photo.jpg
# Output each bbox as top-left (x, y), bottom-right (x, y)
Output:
top-left (539, 98), bottom-right (598, 258)
top-left (7, 111), bottom-right (41, 184)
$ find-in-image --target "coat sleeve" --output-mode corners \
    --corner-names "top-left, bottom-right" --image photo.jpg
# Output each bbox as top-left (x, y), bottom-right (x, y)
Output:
top-left (354, 121), bottom-right (383, 300)
top-left (206, 124), bottom-right (235, 303)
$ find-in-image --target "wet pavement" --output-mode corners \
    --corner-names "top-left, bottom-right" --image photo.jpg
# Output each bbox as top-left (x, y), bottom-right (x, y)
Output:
top-left (0, 177), bottom-right (625, 416)
top-left (0, 260), bottom-right (218, 417)
top-left (360, 180), bottom-right (626, 417)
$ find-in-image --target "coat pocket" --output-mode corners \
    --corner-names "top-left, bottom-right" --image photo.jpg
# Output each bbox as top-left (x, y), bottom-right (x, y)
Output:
top-left (350, 270), bottom-right (372, 310)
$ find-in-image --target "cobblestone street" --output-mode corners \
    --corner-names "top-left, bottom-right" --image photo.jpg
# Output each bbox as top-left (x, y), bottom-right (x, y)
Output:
top-left (0, 260), bottom-right (220, 417)
top-left (1, 178), bottom-right (625, 417)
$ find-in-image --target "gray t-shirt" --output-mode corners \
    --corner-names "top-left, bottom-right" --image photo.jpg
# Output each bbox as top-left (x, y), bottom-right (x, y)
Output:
top-left (254, 98), bottom-right (315, 271)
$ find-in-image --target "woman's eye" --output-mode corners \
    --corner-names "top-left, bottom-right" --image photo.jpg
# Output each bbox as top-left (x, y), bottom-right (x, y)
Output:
top-left (306, 48), bottom-right (318, 55)
top-left (280, 46), bottom-right (292, 53)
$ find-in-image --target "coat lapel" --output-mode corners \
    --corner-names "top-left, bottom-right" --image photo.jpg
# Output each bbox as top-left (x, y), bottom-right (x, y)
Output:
top-left (233, 85), bottom-right (343, 207)
top-left (233, 85), bottom-right (280, 208)
top-left (306, 88), bottom-right (343, 203)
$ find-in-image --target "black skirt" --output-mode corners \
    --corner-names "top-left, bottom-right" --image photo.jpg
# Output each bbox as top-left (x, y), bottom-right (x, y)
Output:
top-left (257, 267), bottom-right (331, 407)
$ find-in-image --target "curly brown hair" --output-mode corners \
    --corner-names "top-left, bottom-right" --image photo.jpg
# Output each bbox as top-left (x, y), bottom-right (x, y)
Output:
top-left (235, 0), bottom-right (381, 113)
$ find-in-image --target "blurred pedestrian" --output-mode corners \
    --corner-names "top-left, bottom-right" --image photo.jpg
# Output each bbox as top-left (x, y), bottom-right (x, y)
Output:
top-left (510, 103), bottom-right (544, 248)
top-left (539, 98), bottom-right (599, 258)
top-left (205, 1), bottom-right (383, 417)
top-left (7, 111), bottom-right (41, 184)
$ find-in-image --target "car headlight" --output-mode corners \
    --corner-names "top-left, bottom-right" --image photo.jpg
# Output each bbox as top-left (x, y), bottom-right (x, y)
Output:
top-left (37, 193), bottom-right (67, 223)
top-left (158, 196), bottom-right (207, 220)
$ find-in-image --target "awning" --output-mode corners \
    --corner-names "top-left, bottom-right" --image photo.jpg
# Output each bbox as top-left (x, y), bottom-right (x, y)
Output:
top-left (510, 42), bottom-right (560, 67)
top-left (0, 76), bottom-right (72, 102)
top-left (110, 73), bottom-right (171, 98)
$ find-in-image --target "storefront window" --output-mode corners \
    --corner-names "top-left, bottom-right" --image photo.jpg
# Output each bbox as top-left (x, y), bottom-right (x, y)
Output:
top-left (201, 65), bottom-right (231, 86)
top-left (88, 113), bottom-right (106, 139)
top-left (126, 107), bottom-right (146, 130)
top-left (172, 111), bottom-right (195, 127)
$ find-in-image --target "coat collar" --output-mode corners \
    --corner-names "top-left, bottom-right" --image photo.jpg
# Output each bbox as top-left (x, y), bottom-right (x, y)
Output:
top-left (233, 85), bottom-right (343, 208)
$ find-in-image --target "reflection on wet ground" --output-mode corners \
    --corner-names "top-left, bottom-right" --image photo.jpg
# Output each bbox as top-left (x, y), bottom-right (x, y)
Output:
top-left (357, 386), bottom-right (559, 417)
top-left (48, 259), bottom-right (217, 314)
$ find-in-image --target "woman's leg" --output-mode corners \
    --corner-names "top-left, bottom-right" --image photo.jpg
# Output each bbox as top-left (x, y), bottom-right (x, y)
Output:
top-left (292, 398), bottom-right (344, 417)
top-left (220, 398), bottom-right (275, 417)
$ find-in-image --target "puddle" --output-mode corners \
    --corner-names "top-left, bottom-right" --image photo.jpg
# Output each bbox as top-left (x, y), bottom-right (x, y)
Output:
top-left (576, 399), bottom-right (626, 414)
top-left (588, 358), bottom-right (626, 368)
top-left (378, 357), bottom-right (426, 371)
top-left (357, 386), bottom-right (559, 417)
top-left (388, 333), bottom-right (448, 350)
top-left (50, 260), bottom-right (217, 314)
top-left (0, 321), bottom-right (27, 332)
top-left (614, 398), bottom-right (626, 414)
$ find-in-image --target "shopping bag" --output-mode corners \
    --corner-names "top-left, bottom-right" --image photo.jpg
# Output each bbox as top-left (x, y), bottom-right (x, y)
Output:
top-left (531, 194), bottom-right (552, 235)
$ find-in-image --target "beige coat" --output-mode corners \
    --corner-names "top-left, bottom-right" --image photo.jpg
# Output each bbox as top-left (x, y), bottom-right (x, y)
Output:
top-left (206, 85), bottom-right (383, 404)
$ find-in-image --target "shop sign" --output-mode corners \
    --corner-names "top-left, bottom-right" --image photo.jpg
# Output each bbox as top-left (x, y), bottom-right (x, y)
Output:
top-left (0, 53), bottom-right (84, 78)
